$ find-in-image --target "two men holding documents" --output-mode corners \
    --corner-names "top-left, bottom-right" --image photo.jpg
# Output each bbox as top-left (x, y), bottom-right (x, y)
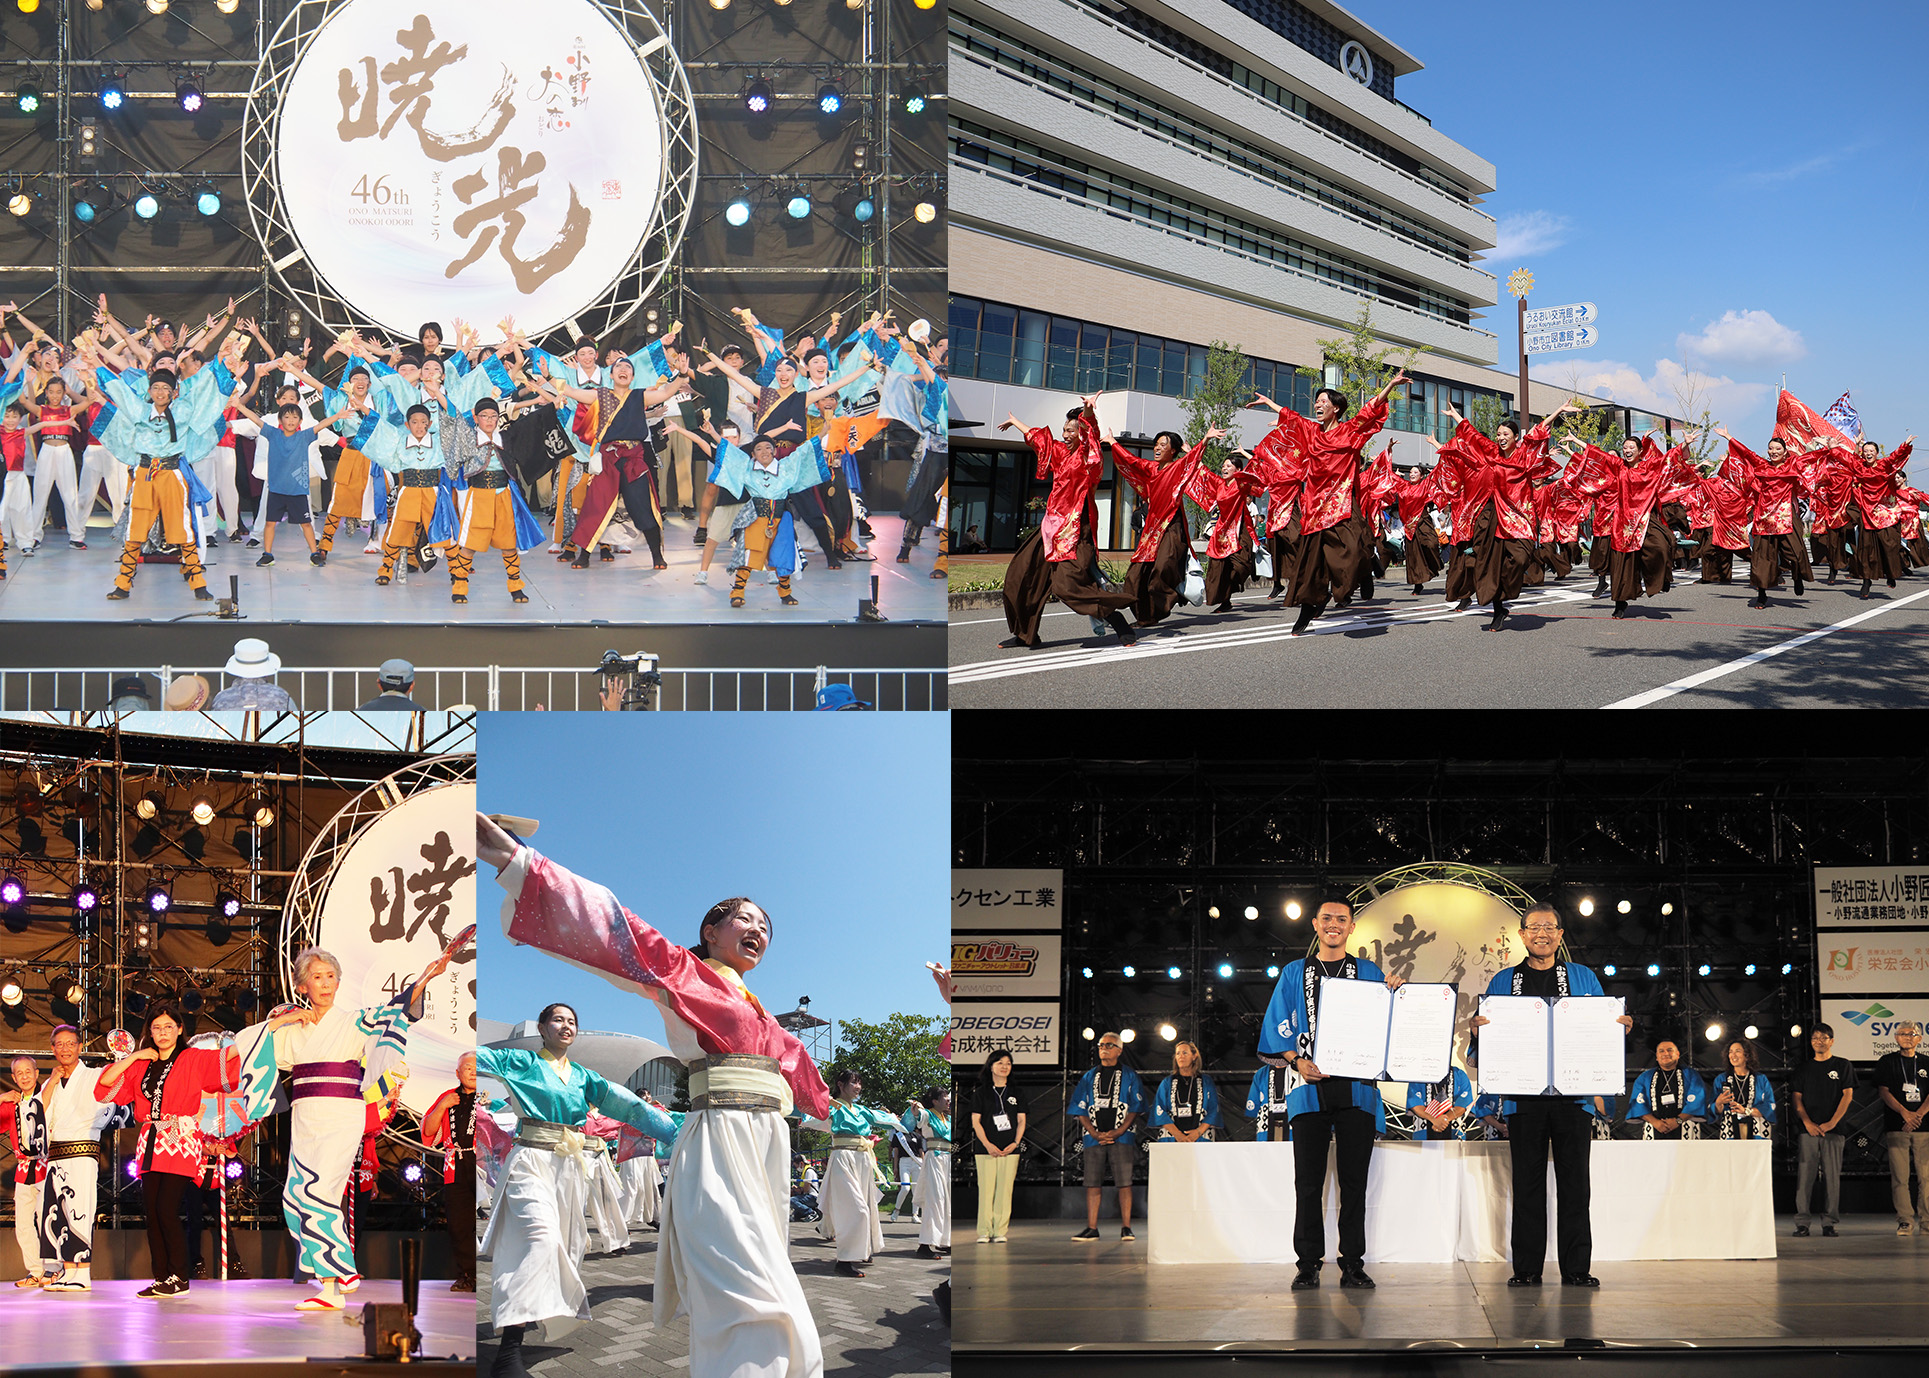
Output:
top-left (1471, 903), bottom-right (1633, 1289)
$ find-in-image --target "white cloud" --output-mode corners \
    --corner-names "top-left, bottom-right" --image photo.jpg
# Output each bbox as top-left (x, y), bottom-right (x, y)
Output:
top-left (1490, 210), bottom-right (1570, 260)
top-left (1536, 357), bottom-right (1771, 427)
top-left (1677, 310), bottom-right (1807, 368)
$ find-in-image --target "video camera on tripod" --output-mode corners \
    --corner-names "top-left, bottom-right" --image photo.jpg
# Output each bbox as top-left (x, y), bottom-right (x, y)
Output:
top-left (597, 649), bottom-right (662, 710)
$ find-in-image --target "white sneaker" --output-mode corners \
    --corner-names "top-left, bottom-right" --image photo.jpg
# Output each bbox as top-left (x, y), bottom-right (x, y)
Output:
top-left (362, 539), bottom-right (382, 555)
top-left (976, 1236), bottom-right (991, 1244)
top-left (693, 570), bottom-right (708, 585)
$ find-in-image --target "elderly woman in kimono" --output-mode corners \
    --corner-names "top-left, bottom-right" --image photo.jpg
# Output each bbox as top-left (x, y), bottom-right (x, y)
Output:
top-left (235, 928), bottom-right (469, 1311)
top-left (477, 811), bottom-right (831, 1378)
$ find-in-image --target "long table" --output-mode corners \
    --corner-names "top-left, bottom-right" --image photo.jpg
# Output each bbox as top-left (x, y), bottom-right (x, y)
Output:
top-left (1147, 1138), bottom-right (1777, 1264)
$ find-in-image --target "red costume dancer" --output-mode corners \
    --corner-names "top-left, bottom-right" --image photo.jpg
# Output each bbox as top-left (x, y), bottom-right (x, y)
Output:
top-left (1107, 429), bottom-right (1212, 627)
top-left (1686, 458), bottom-right (1753, 585)
top-left (1250, 373), bottom-right (1403, 636)
top-left (1432, 402), bottom-right (1572, 629)
top-left (997, 398), bottom-right (1137, 648)
top-left (1660, 464), bottom-right (1714, 581)
top-left (1347, 448), bottom-right (1400, 605)
top-left (1715, 431), bottom-right (1823, 609)
top-left (1522, 480), bottom-right (1575, 585)
top-left (1897, 480), bottom-right (1929, 566)
top-left (1564, 434), bottom-right (1699, 618)
top-left (1389, 464), bottom-right (1444, 594)
top-left (1839, 437), bottom-right (1917, 597)
top-left (1244, 428), bottom-right (1302, 600)
top-left (1188, 454), bottom-right (1264, 613)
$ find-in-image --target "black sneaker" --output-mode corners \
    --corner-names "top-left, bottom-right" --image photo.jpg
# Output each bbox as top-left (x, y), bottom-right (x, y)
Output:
top-left (310, 551), bottom-right (327, 566)
top-left (1821, 1225), bottom-right (1838, 1237)
top-left (1071, 1227), bottom-right (1101, 1242)
top-left (159, 1275), bottom-right (189, 1296)
top-left (256, 552), bottom-right (274, 566)
top-left (194, 587), bottom-right (213, 601)
top-left (1561, 1274), bottom-right (1600, 1287)
top-left (1291, 1268), bottom-right (1320, 1290)
top-left (137, 1280), bottom-right (168, 1298)
top-left (1119, 1226), bottom-right (1135, 1241)
top-left (1792, 1224), bottom-right (1810, 1237)
top-left (106, 587), bottom-right (130, 600)
top-left (1339, 1266), bottom-right (1375, 1289)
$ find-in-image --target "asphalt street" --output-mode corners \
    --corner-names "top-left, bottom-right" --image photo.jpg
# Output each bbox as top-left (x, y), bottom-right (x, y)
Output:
top-left (949, 569), bottom-right (1929, 709)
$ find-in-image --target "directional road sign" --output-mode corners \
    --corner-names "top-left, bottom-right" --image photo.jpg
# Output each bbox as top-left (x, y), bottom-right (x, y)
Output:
top-left (1522, 302), bottom-right (1598, 332)
top-left (1523, 324), bottom-right (1598, 355)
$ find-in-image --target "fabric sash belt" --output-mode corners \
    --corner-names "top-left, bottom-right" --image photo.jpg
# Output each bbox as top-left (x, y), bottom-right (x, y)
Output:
top-left (138, 456), bottom-right (182, 471)
top-left (830, 1136), bottom-right (874, 1152)
top-left (468, 471), bottom-right (510, 489)
top-left (515, 1119), bottom-right (590, 1170)
top-left (290, 1060), bottom-right (363, 1102)
top-left (925, 1138), bottom-right (954, 1153)
top-left (689, 1054), bottom-right (789, 1114)
top-left (50, 1140), bottom-right (99, 1163)
top-left (398, 469), bottom-right (441, 487)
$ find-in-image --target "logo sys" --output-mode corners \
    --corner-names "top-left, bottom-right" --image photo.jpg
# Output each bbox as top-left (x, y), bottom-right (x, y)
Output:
top-left (1839, 1002), bottom-right (1895, 1027)
top-left (1827, 947), bottom-right (1858, 972)
top-left (954, 940), bottom-right (1041, 978)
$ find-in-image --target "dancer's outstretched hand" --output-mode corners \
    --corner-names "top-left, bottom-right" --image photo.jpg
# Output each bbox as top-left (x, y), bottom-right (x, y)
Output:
top-left (477, 811), bottom-right (518, 870)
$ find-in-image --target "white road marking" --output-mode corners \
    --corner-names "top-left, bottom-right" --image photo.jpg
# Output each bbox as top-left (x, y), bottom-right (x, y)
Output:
top-left (1601, 585), bottom-right (1929, 708)
top-left (950, 589), bottom-right (1593, 685)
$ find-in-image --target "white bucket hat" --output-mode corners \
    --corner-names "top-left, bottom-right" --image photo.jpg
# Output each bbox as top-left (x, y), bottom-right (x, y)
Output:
top-left (224, 638), bottom-right (281, 679)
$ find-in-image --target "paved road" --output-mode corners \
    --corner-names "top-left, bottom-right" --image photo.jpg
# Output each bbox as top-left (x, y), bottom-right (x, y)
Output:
top-left (478, 1216), bottom-right (949, 1378)
top-left (950, 572), bottom-right (1929, 708)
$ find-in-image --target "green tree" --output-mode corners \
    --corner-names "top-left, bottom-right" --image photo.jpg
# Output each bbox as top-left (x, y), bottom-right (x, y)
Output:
top-left (1179, 340), bottom-right (1249, 538)
top-left (1468, 392), bottom-right (1507, 442)
top-left (1295, 304), bottom-right (1426, 419)
top-left (1548, 399), bottom-right (1625, 465)
top-left (827, 1012), bottom-right (950, 1120)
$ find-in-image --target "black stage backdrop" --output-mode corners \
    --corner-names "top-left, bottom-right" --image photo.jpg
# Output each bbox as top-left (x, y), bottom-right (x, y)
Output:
top-left (0, 0), bottom-right (942, 362)
top-left (951, 721), bottom-right (1929, 1218)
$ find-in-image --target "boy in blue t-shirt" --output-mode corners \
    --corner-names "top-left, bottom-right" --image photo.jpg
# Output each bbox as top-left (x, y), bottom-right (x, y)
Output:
top-left (232, 399), bottom-right (350, 566)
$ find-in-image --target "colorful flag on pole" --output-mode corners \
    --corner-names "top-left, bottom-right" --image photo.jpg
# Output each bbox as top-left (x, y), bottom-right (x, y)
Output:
top-left (1821, 392), bottom-right (1862, 442)
top-left (1422, 1094), bottom-right (1454, 1118)
top-left (1773, 390), bottom-right (1856, 452)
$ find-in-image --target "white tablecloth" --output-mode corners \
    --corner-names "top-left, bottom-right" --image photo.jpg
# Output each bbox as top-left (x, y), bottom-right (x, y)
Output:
top-left (1147, 1138), bottom-right (1776, 1265)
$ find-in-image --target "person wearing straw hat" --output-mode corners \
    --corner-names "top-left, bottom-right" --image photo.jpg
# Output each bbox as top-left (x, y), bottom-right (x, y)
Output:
top-left (210, 637), bottom-right (298, 709)
top-left (477, 811), bottom-right (831, 1378)
top-left (164, 674), bottom-right (210, 710)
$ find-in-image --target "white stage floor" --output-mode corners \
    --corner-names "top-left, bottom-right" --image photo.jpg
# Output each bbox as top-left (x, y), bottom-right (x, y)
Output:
top-left (0, 1277), bottom-right (475, 1365)
top-left (0, 512), bottom-right (945, 626)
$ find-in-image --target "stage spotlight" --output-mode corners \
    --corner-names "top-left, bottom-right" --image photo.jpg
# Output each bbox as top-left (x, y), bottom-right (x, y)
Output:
top-left (1661, 902), bottom-right (1674, 916)
top-left (1616, 900), bottom-right (1632, 914)
top-left (1207, 905), bottom-right (1220, 919)
top-left (1704, 1023), bottom-right (1723, 1042)
top-left (1243, 905), bottom-right (1258, 920)
top-left (51, 969), bottom-right (81, 1004)
top-left (1790, 1023), bottom-right (1802, 1038)
top-left (846, 0), bottom-right (863, 9)
top-left (913, 200), bottom-right (938, 223)
top-left (1697, 963), bottom-right (1711, 977)
top-left (216, 891), bottom-right (242, 919)
top-left (1119, 1028), bottom-right (1135, 1043)
top-left (1081, 1027), bottom-right (1094, 1040)
top-left (127, 1159), bottom-right (141, 1180)
top-left (1744, 1024), bottom-right (1759, 1039)
top-left (134, 192), bottom-right (159, 220)
top-left (816, 82), bottom-right (843, 116)
top-left (18, 0), bottom-right (41, 15)
top-left (1157, 1023), bottom-right (1176, 1041)
top-left (146, 0), bottom-right (169, 12)
top-left (785, 190), bottom-right (811, 219)
top-left (1602, 964), bottom-right (1617, 976)
top-left (0, 874), bottom-right (23, 907)
top-left (224, 1158), bottom-right (244, 1180)
top-left (1578, 897), bottom-right (1594, 916)
top-left (71, 884), bottom-right (99, 915)
top-left (5, 190), bottom-right (30, 219)
top-left (0, 971), bottom-right (22, 1006)
top-left (1645, 962), bottom-right (1661, 977)
top-left (74, 189), bottom-right (98, 223)
top-left (1121, 965), bottom-right (1135, 978)
top-left (99, 73), bottom-right (125, 110)
top-left (196, 186), bottom-right (220, 216)
top-left (175, 78), bottom-right (202, 114)
top-left (136, 791), bottom-right (163, 821)
top-left (1217, 962), bottom-right (1233, 979)
top-left (190, 794), bottom-right (215, 826)
top-left (743, 77), bottom-right (772, 115)
top-left (1266, 964), bottom-right (1280, 978)
top-left (216, 0), bottom-right (240, 11)
top-left (1744, 963), bottom-right (1757, 976)
top-left (1080, 966), bottom-right (1093, 979)
top-left (708, 0), bottom-right (730, 8)
top-left (914, 0), bottom-right (935, 9)
top-left (17, 79), bottom-right (42, 115)
top-left (250, 795), bottom-right (274, 829)
top-left (145, 883), bottom-right (171, 915)
top-left (181, 985), bottom-right (203, 1012)
top-left (1285, 900), bottom-right (1302, 920)
top-left (235, 990), bottom-right (258, 1015)
top-left (1166, 965), bottom-right (1181, 980)
top-left (724, 194), bottom-right (753, 227)
top-left (401, 1159), bottom-right (424, 1185)
top-left (124, 986), bottom-right (148, 1015)
top-left (902, 79), bottom-right (928, 116)
top-left (1780, 963), bottom-right (1793, 976)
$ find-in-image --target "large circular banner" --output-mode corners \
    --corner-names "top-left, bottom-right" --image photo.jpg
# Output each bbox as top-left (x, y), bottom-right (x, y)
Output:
top-left (272, 0), bottom-right (668, 335)
top-left (310, 778), bottom-right (478, 1121)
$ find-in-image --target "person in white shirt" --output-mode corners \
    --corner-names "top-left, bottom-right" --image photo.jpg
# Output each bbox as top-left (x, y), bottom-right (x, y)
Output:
top-left (35, 1024), bottom-right (114, 1291)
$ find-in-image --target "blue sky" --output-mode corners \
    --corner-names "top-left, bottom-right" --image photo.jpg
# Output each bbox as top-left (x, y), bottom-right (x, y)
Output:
top-left (1343, 0), bottom-right (1929, 444)
top-left (476, 715), bottom-right (949, 1045)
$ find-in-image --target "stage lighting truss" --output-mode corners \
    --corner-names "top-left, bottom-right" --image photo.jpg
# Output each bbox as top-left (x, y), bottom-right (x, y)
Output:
top-left (242, 0), bottom-right (696, 345)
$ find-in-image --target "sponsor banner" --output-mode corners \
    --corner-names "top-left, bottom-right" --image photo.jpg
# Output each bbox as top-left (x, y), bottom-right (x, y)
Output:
top-left (277, 0), bottom-right (667, 334)
top-left (1816, 931), bottom-right (1929, 994)
top-left (1822, 998), bottom-right (1929, 1061)
top-left (952, 868), bottom-right (1063, 930)
top-left (1813, 866), bottom-right (1929, 929)
top-left (316, 779), bottom-right (477, 1119)
top-left (947, 1002), bottom-right (1061, 1066)
top-left (952, 931), bottom-right (1061, 999)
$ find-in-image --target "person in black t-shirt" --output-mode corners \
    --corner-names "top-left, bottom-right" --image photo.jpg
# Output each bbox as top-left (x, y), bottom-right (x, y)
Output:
top-left (972, 1047), bottom-right (1025, 1244)
top-left (1872, 1021), bottom-right (1927, 1236)
top-left (1791, 1023), bottom-right (1857, 1236)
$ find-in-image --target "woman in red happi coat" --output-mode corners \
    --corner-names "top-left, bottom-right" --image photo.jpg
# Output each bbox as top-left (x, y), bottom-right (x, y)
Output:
top-left (1564, 432), bottom-right (1701, 617)
top-left (1104, 428), bottom-right (1214, 627)
top-left (97, 1004), bottom-right (242, 1298)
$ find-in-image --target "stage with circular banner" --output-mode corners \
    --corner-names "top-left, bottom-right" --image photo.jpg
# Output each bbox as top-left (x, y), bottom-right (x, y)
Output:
top-left (282, 755), bottom-right (477, 1140)
top-left (243, 0), bottom-right (696, 337)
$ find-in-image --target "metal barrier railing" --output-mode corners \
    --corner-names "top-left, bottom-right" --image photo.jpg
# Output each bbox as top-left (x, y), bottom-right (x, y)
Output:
top-left (0, 667), bottom-right (948, 712)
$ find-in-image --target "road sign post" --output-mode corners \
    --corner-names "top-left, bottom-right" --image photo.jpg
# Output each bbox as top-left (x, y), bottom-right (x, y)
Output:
top-left (1508, 269), bottom-right (1534, 424)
